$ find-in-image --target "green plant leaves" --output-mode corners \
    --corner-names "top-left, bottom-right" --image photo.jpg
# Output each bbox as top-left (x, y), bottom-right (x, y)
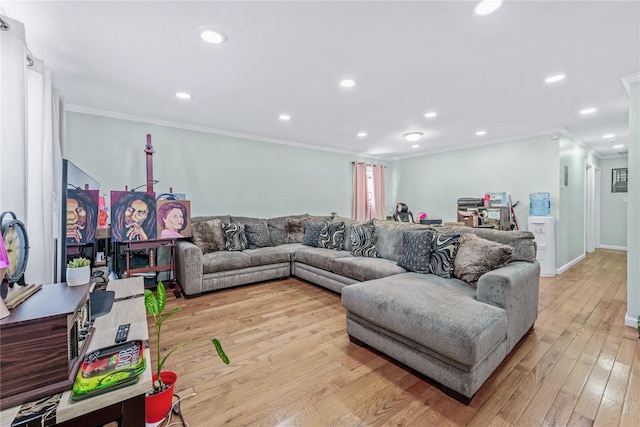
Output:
top-left (157, 281), bottom-right (167, 314)
top-left (67, 257), bottom-right (90, 268)
top-left (144, 289), bottom-right (159, 316)
top-left (213, 339), bottom-right (230, 365)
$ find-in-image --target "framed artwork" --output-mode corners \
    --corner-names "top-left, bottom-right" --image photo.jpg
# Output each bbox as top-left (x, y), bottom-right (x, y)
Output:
top-left (110, 191), bottom-right (157, 242)
top-left (156, 200), bottom-right (191, 239)
top-left (66, 189), bottom-right (99, 244)
top-left (611, 168), bottom-right (628, 193)
top-left (156, 193), bottom-right (187, 201)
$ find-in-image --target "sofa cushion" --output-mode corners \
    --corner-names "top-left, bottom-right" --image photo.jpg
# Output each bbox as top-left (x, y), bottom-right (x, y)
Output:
top-left (430, 233), bottom-right (461, 279)
top-left (373, 219), bottom-right (427, 262)
top-left (294, 247), bottom-right (352, 271)
top-left (244, 246), bottom-right (294, 267)
top-left (397, 230), bottom-right (433, 273)
top-left (202, 250), bottom-right (251, 274)
top-left (191, 219), bottom-right (225, 254)
top-left (266, 214), bottom-right (311, 246)
top-left (318, 221), bottom-right (345, 250)
top-left (454, 233), bottom-right (513, 287)
top-left (350, 224), bottom-right (379, 258)
top-left (333, 257), bottom-right (407, 282)
top-left (223, 223), bottom-right (247, 251)
top-left (332, 216), bottom-right (374, 252)
top-left (341, 273), bottom-right (508, 367)
top-left (302, 221), bottom-right (325, 247)
top-left (286, 217), bottom-right (309, 243)
top-left (244, 221), bottom-right (272, 249)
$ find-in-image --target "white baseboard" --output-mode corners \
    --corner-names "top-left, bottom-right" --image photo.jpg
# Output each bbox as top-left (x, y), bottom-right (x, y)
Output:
top-left (625, 314), bottom-right (638, 329)
top-left (599, 245), bottom-right (627, 251)
top-left (557, 253), bottom-right (586, 275)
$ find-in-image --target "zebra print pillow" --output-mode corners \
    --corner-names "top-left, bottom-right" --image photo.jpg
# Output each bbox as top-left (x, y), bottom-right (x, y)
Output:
top-left (350, 224), bottom-right (379, 258)
top-left (318, 221), bottom-right (345, 250)
top-left (222, 222), bottom-right (247, 251)
top-left (429, 233), bottom-right (461, 278)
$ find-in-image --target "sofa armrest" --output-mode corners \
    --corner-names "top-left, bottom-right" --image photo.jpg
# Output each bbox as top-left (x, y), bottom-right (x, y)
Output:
top-left (175, 240), bottom-right (204, 296)
top-left (476, 260), bottom-right (540, 352)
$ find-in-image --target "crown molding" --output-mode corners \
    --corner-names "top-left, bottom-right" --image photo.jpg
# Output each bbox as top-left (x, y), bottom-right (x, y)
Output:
top-left (621, 72), bottom-right (640, 97)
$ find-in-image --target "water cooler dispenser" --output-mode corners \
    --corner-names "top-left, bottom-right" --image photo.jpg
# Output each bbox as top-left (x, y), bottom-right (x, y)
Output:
top-left (528, 216), bottom-right (556, 276)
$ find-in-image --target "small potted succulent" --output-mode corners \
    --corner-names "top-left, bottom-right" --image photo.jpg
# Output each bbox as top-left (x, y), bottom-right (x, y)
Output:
top-left (66, 257), bottom-right (91, 286)
top-left (144, 281), bottom-right (229, 423)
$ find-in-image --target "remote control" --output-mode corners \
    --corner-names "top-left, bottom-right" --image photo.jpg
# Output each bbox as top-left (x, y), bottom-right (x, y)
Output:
top-left (115, 323), bottom-right (130, 343)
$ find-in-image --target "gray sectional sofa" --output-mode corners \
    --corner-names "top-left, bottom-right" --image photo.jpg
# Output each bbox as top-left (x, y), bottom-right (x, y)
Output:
top-left (175, 213), bottom-right (540, 402)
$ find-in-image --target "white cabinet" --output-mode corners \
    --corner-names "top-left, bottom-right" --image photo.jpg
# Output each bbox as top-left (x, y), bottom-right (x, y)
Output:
top-left (528, 216), bottom-right (556, 276)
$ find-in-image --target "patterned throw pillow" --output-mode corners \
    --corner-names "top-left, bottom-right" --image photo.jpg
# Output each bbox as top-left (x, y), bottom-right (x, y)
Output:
top-left (244, 222), bottom-right (272, 249)
top-left (318, 221), bottom-right (345, 250)
top-left (191, 219), bottom-right (225, 254)
top-left (429, 233), bottom-right (461, 278)
top-left (454, 233), bottom-right (513, 287)
top-left (286, 217), bottom-right (309, 243)
top-left (302, 222), bottom-right (325, 247)
top-left (350, 224), bottom-right (379, 258)
top-left (397, 230), bottom-right (433, 273)
top-left (222, 223), bottom-right (247, 251)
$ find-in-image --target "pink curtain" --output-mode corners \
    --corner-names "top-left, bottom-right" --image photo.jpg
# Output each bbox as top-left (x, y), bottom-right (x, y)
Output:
top-left (372, 164), bottom-right (386, 220)
top-left (353, 162), bottom-right (368, 220)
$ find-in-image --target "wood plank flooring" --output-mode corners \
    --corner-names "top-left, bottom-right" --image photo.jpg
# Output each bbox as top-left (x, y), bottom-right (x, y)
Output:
top-left (149, 249), bottom-right (638, 426)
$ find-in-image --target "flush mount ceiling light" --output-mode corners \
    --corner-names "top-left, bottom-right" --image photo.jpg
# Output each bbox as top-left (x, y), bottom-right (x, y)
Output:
top-left (613, 144), bottom-right (624, 149)
top-left (603, 133), bottom-right (615, 139)
top-left (357, 132), bottom-right (367, 137)
top-left (403, 132), bottom-right (423, 142)
top-left (545, 74), bottom-right (565, 83)
top-left (340, 79), bottom-right (356, 88)
top-left (475, 130), bottom-right (487, 136)
top-left (175, 92), bottom-right (192, 99)
top-left (424, 112), bottom-right (437, 118)
top-left (278, 114), bottom-right (291, 121)
top-left (475, 0), bottom-right (504, 15)
top-left (580, 107), bottom-right (597, 115)
top-left (199, 28), bottom-right (227, 44)
top-left (411, 144), bottom-right (420, 148)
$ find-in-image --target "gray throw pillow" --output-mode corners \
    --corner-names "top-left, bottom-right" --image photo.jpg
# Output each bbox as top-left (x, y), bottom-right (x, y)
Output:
top-left (191, 219), bottom-right (225, 253)
top-left (302, 222), bottom-right (325, 247)
top-left (429, 233), bottom-right (461, 278)
top-left (244, 222), bottom-right (272, 249)
top-left (397, 230), bottom-right (433, 273)
top-left (350, 224), bottom-right (379, 258)
top-left (318, 221), bottom-right (345, 250)
top-left (286, 217), bottom-right (309, 243)
top-left (222, 223), bottom-right (247, 251)
top-left (454, 233), bottom-right (513, 287)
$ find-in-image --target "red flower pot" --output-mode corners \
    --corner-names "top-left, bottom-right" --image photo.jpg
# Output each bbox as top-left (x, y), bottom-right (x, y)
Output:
top-left (145, 371), bottom-right (177, 423)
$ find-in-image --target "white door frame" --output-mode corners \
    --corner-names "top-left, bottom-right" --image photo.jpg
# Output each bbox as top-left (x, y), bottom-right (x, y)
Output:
top-left (585, 164), bottom-right (601, 252)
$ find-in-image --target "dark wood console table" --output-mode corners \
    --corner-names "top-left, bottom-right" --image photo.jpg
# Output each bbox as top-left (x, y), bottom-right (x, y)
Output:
top-left (0, 277), bottom-right (151, 426)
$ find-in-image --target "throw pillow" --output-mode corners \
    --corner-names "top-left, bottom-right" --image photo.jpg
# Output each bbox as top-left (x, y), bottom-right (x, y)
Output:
top-left (429, 233), bottom-right (461, 279)
top-left (222, 223), bottom-right (247, 251)
top-left (286, 217), bottom-right (309, 243)
top-left (397, 230), bottom-right (433, 273)
top-left (244, 222), bottom-right (272, 249)
top-left (190, 219), bottom-right (225, 254)
top-left (350, 224), bottom-right (379, 258)
top-left (318, 221), bottom-right (345, 250)
top-left (454, 233), bottom-right (514, 287)
top-left (302, 221), bottom-right (325, 247)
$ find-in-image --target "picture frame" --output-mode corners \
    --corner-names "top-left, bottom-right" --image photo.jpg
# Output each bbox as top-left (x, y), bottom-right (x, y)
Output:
top-left (611, 168), bottom-right (628, 193)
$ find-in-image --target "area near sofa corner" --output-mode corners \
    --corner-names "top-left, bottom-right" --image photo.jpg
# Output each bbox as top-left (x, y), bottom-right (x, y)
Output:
top-left (177, 213), bottom-right (540, 401)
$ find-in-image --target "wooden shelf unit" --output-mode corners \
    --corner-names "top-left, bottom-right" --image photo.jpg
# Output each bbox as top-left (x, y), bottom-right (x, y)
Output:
top-left (456, 205), bottom-right (511, 231)
top-left (125, 239), bottom-right (176, 288)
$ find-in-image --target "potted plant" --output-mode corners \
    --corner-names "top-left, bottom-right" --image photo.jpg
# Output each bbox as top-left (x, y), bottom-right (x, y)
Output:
top-left (66, 257), bottom-right (91, 286)
top-left (144, 281), bottom-right (229, 423)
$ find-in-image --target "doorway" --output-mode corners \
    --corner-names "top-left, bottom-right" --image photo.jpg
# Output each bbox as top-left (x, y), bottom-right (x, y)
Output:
top-left (585, 164), bottom-right (601, 252)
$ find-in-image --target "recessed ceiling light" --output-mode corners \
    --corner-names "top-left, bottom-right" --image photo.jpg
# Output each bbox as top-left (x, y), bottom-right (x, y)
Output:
top-left (357, 132), bottom-right (367, 137)
top-left (175, 92), bottom-right (192, 99)
top-left (545, 74), bottom-right (565, 83)
top-left (603, 133), bottom-right (615, 139)
top-left (475, 0), bottom-right (504, 15)
top-left (612, 144), bottom-right (624, 149)
top-left (476, 130), bottom-right (486, 136)
top-left (340, 79), bottom-right (356, 88)
top-left (424, 112), bottom-right (437, 118)
top-left (278, 114), bottom-right (291, 121)
top-left (411, 144), bottom-right (420, 148)
top-left (403, 132), bottom-right (423, 142)
top-left (199, 28), bottom-right (227, 44)
top-left (580, 107), bottom-right (597, 115)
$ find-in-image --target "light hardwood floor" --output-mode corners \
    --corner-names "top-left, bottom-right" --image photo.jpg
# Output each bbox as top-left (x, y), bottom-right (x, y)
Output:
top-left (150, 249), bottom-right (638, 426)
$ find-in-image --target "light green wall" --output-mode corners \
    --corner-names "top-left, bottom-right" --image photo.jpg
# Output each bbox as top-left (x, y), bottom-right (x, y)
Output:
top-left (627, 81), bottom-right (639, 326)
top-left (65, 112), bottom-right (387, 218)
top-left (599, 157), bottom-right (628, 248)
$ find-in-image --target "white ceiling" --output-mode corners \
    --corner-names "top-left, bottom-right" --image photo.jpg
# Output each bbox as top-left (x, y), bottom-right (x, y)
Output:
top-left (2, 1), bottom-right (639, 160)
